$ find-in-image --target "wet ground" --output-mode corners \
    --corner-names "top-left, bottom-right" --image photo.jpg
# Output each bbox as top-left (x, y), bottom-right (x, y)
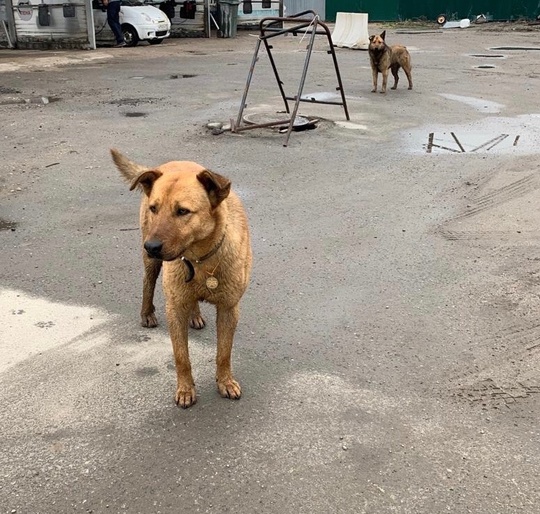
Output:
top-left (1, 22), bottom-right (540, 513)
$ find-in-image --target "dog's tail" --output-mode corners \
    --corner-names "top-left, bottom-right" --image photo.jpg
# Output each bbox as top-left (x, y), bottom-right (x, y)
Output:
top-left (110, 148), bottom-right (148, 185)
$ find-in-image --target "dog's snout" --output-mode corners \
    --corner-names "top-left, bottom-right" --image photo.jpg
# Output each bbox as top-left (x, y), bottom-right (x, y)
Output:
top-left (144, 239), bottom-right (163, 258)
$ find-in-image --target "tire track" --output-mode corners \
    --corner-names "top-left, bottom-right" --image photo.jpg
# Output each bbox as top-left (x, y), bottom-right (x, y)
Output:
top-left (438, 173), bottom-right (540, 241)
top-left (452, 322), bottom-right (540, 408)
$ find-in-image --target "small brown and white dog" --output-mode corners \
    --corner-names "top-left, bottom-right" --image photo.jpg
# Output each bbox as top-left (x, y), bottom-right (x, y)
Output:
top-left (368, 30), bottom-right (413, 94)
top-left (112, 149), bottom-right (252, 409)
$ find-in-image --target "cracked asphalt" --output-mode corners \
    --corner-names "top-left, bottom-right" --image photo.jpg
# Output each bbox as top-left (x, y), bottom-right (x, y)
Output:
top-left (1, 22), bottom-right (540, 514)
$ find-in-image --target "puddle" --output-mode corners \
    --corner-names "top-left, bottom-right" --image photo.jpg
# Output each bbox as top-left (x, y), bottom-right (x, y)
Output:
top-left (300, 91), bottom-right (341, 102)
top-left (469, 54), bottom-right (505, 58)
top-left (109, 97), bottom-right (159, 106)
top-left (335, 121), bottom-right (368, 130)
top-left (0, 219), bottom-right (17, 231)
top-left (439, 93), bottom-right (503, 113)
top-left (404, 114), bottom-right (540, 155)
top-left (0, 86), bottom-right (21, 94)
top-left (490, 46), bottom-right (540, 51)
top-left (123, 112), bottom-right (148, 118)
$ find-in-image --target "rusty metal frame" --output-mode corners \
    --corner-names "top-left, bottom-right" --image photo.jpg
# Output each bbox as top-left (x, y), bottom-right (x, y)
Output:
top-left (230, 10), bottom-right (350, 147)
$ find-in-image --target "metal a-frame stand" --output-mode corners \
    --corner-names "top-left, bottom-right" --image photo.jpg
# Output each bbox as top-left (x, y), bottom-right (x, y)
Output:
top-left (231, 10), bottom-right (350, 147)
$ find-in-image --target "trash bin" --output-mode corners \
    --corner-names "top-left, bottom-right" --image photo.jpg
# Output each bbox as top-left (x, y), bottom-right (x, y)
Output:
top-left (218, 0), bottom-right (240, 38)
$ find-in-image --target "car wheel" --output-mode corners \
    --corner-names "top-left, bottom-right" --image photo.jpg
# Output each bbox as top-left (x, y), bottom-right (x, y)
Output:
top-left (122, 24), bottom-right (139, 46)
top-left (149, 38), bottom-right (163, 44)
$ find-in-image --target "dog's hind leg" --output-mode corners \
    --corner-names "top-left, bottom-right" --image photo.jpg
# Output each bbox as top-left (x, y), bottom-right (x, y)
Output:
top-left (215, 304), bottom-right (242, 400)
top-left (141, 254), bottom-right (162, 328)
top-left (189, 302), bottom-right (206, 330)
top-left (404, 65), bottom-right (413, 90)
top-left (390, 64), bottom-right (400, 90)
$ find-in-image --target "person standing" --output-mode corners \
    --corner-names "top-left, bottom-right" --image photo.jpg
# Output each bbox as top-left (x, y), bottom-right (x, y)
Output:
top-left (103, 0), bottom-right (126, 47)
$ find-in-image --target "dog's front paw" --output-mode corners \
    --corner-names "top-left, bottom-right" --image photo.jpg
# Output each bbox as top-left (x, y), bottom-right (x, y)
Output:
top-left (380, 90), bottom-right (386, 94)
top-left (175, 385), bottom-right (197, 408)
top-left (371, 88), bottom-right (377, 93)
top-left (216, 377), bottom-right (242, 400)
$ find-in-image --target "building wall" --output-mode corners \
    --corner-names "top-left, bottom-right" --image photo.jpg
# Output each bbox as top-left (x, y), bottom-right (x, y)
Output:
top-left (13, 0), bottom-right (90, 48)
top-left (325, 0), bottom-right (540, 22)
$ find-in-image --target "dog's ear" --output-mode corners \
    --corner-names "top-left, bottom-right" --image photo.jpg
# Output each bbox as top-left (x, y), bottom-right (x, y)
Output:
top-left (129, 170), bottom-right (163, 195)
top-left (111, 148), bottom-right (149, 184)
top-left (369, 35), bottom-right (374, 42)
top-left (197, 169), bottom-right (231, 208)
top-left (380, 30), bottom-right (386, 40)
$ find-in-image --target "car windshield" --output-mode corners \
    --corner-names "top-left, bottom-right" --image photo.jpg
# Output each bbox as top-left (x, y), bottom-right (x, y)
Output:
top-left (121, 0), bottom-right (144, 5)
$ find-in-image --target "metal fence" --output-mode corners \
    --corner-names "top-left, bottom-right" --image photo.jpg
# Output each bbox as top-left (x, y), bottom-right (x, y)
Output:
top-left (325, 0), bottom-right (540, 22)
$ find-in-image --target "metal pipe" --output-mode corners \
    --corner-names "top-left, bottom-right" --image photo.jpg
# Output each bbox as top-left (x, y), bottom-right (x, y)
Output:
top-left (263, 37), bottom-right (289, 113)
top-left (234, 37), bottom-right (262, 132)
top-left (283, 16), bottom-right (319, 146)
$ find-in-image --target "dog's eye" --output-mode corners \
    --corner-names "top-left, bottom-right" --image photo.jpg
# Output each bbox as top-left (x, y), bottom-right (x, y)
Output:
top-left (176, 207), bottom-right (190, 216)
top-left (149, 205), bottom-right (158, 213)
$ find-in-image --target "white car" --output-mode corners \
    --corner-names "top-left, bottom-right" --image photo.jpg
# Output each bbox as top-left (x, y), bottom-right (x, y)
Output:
top-left (93, 0), bottom-right (171, 46)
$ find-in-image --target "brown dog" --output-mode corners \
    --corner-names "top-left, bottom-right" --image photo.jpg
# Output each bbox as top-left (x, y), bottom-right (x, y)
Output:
top-left (112, 149), bottom-right (252, 408)
top-left (368, 30), bottom-right (413, 94)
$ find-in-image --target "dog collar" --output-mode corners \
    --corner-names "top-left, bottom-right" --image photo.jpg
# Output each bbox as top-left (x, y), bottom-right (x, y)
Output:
top-left (181, 230), bottom-right (226, 283)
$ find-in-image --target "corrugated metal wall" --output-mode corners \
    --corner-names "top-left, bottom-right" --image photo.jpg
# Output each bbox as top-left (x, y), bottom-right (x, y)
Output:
top-left (168, 0), bottom-right (205, 36)
top-left (284, 0), bottom-right (325, 19)
top-left (0, 0), bottom-right (8, 42)
top-left (325, 0), bottom-right (396, 22)
top-left (13, 0), bottom-right (90, 48)
top-left (326, 0), bottom-right (540, 22)
top-left (237, 0), bottom-right (281, 27)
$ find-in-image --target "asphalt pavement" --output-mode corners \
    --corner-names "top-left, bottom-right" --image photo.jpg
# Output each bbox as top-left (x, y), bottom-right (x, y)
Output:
top-left (1, 23), bottom-right (540, 513)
